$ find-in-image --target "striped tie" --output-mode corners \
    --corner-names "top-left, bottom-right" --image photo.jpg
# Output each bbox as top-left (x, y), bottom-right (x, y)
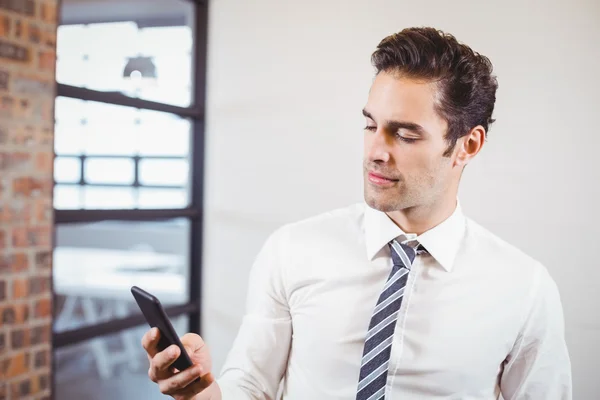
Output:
top-left (355, 239), bottom-right (423, 400)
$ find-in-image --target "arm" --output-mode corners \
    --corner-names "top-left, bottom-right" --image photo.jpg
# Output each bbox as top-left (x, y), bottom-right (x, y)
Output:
top-left (500, 264), bottom-right (572, 400)
top-left (214, 226), bottom-right (293, 400)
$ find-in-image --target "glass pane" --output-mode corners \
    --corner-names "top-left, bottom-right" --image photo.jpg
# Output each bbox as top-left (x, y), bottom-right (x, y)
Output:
top-left (53, 219), bottom-right (190, 334)
top-left (58, 0), bottom-right (195, 107)
top-left (52, 97), bottom-right (192, 210)
top-left (83, 102), bottom-right (138, 156)
top-left (54, 185), bottom-right (83, 210)
top-left (84, 158), bottom-right (135, 185)
top-left (138, 109), bottom-right (190, 156)
top-left (55, 317), bottom-right (188, 400)
top-left (139, 159), bottom-right (188, 186)
top-left (138, 188), bottom-right (188, 209)
top-left (82, 187), bottom-right (136, 209)
top-left (55, 157), bottom-right (81, 183)
top-left (54, 97), bottom-right (86, 155)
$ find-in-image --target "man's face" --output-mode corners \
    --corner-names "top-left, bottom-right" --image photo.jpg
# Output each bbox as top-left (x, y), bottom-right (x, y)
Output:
top-left (363, 72), bottom-right (458, 212)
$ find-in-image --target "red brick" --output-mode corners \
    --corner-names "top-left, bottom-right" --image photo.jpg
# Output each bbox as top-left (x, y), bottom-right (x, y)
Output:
top-left (38, 373), bottom-right (49, 392)
top-left (16, 252), bottom-right (28, 270)
top-left (0, 152), bottom-right (32, 171)
top-left (10, 377), bottom-right (31, 398)
top-left (35, 152), bottom-right (52, 172)
top-left (38, 50), bottom-right (55, 72)
top-left (12, 177), bottom-right (52, 197)
top-left (0, 95), bottom-right (15, 115)
top-left (10, 328), bottom-right (30, 350)
top-left (12, 278), bottom-right (28, 298)
top-left (34, 349), bottom-right (49, 369)
top-left (30, 324), bottom-right (50, 345)
top-left (33, 298), bottom-right (51, 318)
top-left (34, 251), bottom-right (51, 270)
top-left (1, 351), bottom-right (30, 379)
top-left (13, 125), bottom-right (35, 146)
top-left (43, 27), bottom-right (56, 49)
top-left (39, 126), bottom-right (52, 146)
top-left (0, 252), bottom-right (29, 273)
top-left (1, 0), bottom-right (57, 393)
top-left (14, 19), bottom-right (24, 39)
top-left (13, 99), bottom-right (25, 119)
top-left (28, 22), bottom-right (41, 44)
top-left (0, 303), bottom-right (29, 326)
top-left (12, 226), bottom-right (51, 247)
top-left (42, 2), bottom-right (57, 23)
top-left (17, 373), bottom-right (44, 396)
top-left (0, 126), bottom-right (8, 144)
top-left (41, 99), bottom-right (54, 121)
top-left (34, 200), bottom-right (51, 222)
top-left (0, 15), bottom-right (10, 37)
top-left (28, 276), bottom-right (50, 296)
top-left (11, 227), bottom-right (28, 247)
top-left (0, 202), bottom-right (32, 223)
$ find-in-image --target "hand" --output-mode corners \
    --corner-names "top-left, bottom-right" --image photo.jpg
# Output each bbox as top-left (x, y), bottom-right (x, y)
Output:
top-left (142, 328), bottom-right (215, 400)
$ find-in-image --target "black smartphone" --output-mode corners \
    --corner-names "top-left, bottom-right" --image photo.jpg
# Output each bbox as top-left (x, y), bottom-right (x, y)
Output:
top-left (131, 285), bottom-right (193, 372)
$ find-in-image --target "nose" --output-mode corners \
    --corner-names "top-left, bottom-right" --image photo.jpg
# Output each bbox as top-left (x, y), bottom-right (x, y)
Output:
top-left (366, 128), bottom-right (392, 163)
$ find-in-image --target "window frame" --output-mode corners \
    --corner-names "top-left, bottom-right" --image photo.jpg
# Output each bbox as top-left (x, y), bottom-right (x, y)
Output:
top-left (51, 0), bottom-right (208, 368)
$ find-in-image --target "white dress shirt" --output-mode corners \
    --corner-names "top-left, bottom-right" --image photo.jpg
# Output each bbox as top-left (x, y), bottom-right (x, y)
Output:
top-left (217, 201), bottom-right (572, 399)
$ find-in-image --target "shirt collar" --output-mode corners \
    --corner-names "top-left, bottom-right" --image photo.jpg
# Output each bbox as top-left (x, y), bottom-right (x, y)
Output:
top-left (364, 200), bottom-right (466, 272)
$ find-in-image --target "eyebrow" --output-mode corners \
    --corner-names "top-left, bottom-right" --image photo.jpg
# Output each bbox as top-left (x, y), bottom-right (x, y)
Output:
top-left (362, 108), bottom-right (429, 137)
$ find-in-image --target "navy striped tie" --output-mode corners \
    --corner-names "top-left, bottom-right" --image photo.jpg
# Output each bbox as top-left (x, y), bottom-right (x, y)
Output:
top-left (355, 239), bottom-right (422, 400)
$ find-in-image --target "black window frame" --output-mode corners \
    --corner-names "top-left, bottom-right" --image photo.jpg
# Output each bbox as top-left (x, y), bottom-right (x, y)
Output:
top-left (51, 0), bottom-right (208, 394)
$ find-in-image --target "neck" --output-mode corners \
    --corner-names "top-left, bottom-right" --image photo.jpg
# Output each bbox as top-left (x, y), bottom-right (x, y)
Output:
top-left (386, 196), bottom-right (457, 235)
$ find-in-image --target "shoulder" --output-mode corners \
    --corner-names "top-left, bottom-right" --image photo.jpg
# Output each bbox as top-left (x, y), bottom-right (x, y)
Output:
top-left (463, 217), bottom-right (555, 293)
top-left (278, 202), bottom-right (365, 236)
top-left (264, 203), bottom-right (366, 251)
top-left (464, 218), bottom-right (539, 265)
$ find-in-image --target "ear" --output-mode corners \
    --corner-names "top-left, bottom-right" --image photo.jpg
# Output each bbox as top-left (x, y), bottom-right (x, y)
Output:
top-left (453, 126), bottom-right (486, 167)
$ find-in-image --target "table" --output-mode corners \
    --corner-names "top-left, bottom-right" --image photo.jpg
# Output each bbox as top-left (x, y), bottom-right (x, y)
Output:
top-left (53, 246), bottom-right (188, 379)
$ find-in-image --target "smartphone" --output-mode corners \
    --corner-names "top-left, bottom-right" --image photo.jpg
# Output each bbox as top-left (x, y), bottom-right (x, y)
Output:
top-left (131, 285), bottom-right (193, 372)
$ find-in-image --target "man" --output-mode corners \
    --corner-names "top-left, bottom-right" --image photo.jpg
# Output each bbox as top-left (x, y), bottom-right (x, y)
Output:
top-left (142, 27), bottom-right (572, 399)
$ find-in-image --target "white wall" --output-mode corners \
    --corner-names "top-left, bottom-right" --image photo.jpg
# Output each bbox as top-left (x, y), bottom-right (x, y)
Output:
top-left (201, 0), bottom-right (600, 398)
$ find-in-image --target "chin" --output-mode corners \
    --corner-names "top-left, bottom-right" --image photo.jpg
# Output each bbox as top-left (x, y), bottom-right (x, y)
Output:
top-left (364, 191), bottom-right (403, 212)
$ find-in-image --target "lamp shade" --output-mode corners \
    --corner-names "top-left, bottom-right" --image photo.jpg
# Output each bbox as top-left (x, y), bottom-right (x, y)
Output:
top-left (123, 56), bottom-right (157, 78)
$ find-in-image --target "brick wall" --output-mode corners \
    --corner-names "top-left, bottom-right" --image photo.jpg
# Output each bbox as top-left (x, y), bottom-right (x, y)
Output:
top-left (0, 0), bottom-right (57, 399)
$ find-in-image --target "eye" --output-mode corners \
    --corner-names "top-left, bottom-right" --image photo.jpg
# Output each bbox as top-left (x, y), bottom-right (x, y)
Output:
top-left (363, 125), bottom-right (376, 132)
top-left (397, 136), bottom-right (418, 144)
top-left (395, 129), bottom-right (419, 143)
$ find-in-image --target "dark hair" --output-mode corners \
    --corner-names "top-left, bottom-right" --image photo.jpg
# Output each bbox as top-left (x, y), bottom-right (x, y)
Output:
top-left (371, 27), bottom-right (498, 155)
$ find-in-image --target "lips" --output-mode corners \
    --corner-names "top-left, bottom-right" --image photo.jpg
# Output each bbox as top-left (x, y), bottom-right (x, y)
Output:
top-left (368, 171), bottom-right (399, 186)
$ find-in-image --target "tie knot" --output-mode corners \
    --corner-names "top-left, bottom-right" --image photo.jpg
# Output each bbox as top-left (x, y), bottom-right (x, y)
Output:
top-left (389, 239), bottom-right (426, 268)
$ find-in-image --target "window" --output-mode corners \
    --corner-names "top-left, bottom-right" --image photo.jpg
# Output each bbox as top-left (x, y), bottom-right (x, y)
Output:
top-left (52, 0), bottom-right (207, 397)
top-left (55, 317), bottom-right (189, 400)
top-left (56, 8), bottom-right (194, 106)
top-left (53, 97), bottom-right (192, 210)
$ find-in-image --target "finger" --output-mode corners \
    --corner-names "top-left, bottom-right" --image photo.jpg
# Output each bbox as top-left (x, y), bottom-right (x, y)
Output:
top-left (149, 344), bottom-right (181, 381)
top-left (141, 328), bottom-right (161, 358)
top-left (180, 333), bottom-right (206, 351)
top-left (158, 364), bottom-right (204, 395)
top-left (171, 372), bottom-right (215, 398)
top-left (187, 372), bottom-right (216, 393)
top-left (171, 346), bottom-right (192, 374)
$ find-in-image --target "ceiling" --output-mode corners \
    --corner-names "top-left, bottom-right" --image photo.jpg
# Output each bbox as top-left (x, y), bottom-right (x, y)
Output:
top-left (60, 0), bottom-right (194, 26)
